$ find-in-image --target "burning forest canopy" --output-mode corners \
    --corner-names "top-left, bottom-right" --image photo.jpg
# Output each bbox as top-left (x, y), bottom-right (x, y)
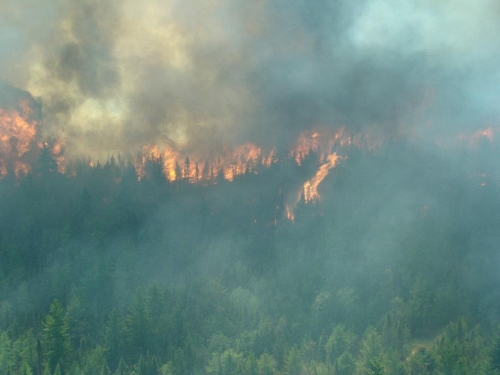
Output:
top-left (2, 1), bottom-right (500, 374)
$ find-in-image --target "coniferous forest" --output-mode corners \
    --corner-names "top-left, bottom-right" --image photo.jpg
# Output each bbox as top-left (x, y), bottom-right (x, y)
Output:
top-left (1, 139), bottom-right (500, 375)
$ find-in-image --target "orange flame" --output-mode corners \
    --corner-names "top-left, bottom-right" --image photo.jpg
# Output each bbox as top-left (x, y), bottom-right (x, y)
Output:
top-left (51, 140), bottom-right (66, 173)
top-left (0, 99), bottom-right (39, 177)
top-left (303, 153), bottom-right (341, 202)
top-left (136, 142), bottom-right (274, 183)
top-left (285, 128), bottom-right (377, 220)
top-left (293, 131), bottom-right (320, 165)
top-left (0, 100), bottom-right (37, 157)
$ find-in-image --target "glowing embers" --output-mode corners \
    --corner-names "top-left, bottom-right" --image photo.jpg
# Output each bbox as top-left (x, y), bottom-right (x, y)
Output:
top-left (0, 99), bottom-right (39, 176)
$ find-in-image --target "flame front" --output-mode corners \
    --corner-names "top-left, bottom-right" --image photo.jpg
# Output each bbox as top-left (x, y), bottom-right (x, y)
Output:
top-left (133, 128), bottom-right (380, 221)
top-left (136, 143), bottom-right (274, 183)
top-left (0, 99), bottom-right (39, 176)
top-left (0, 100), bottom-right (37, 157)
top-left (294, 131), bottom-right (320, 165)
top-left (303, 153), bottom-right (340, 202)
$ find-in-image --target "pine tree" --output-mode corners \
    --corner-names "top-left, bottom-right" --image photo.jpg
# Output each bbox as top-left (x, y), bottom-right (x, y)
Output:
top-left (0, 331), bottom-right (15, 374)
top-left (115, 357), bottom-right (127, 375)
top-left (491, 328), bottom-right (500, 372)
top-left (104, 309), bottom-right (125, 371)
top-left (43, 299), bottom-right (70, 375)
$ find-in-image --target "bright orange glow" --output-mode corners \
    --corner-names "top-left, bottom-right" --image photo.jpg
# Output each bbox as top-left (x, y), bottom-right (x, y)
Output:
top-left (285, 128), bottom-right (374, 220)
top-left (293, 130), bottom-right (320, 165)
top-left (303, 153), bottom-right (340, 202)
top-left (135, 142), bottom-right (275, 183)
top-left (0, 99), bottom-right (39, 176)
top-left (51, 140), bottom-right (66, 173)
top-left (0, 100), bottom-right (37, 157)
top-left (285, 205), bottom-right (295, 222)
top-left (132, 128), bottom-right (379, 221)
top-left (222, 143), bottom-right (263, 181)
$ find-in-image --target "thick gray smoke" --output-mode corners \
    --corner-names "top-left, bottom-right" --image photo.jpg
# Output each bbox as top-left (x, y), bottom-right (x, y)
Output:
top-left (1, 0), bottom-right (499, 156)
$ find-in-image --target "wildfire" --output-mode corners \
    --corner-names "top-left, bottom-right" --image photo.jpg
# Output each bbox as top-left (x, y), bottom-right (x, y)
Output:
top-left (285, 205), bottom-right (295, 222)
top-left (0, 99), bottom-right (39, 177)
top-left (303, 153), bottom-right (341, 202)
top-left (0, 93), bottom-right (373, 223)
top-left (136, 142), bottom-right (274, 183)
top-left (220, 143), bottom-right (274, 181)
top-left (293, 131), bottom-right (320, 165)
top-left (51, 140), bottom-right (66, 173)
top-left (0, 100), bottom-right (37, 158)
top-left (283, 128), bottom-right (380, 219)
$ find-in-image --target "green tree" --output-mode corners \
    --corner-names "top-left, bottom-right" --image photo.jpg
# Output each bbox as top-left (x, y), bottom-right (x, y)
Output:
top-left (436, 319), bottom-right (493, 375)
top-left (325, 324), bottom-right (356, 364)
top-left (13, 330), bottom-right (38, 375)
top-left (284, 347), bottom-right (302, 375)
top-left (358, 327), bottom-right (386, 375)
top-left (490, 326), bottom-right (500, 373)
top-left (43, 299), bottom-right (70, 375)
top-left (19, 360), bottom-right (33, 375)
top-left (206, 349), bottom-right (244, 375)
top-left (257, 353), bottom-right (277, 375)
top-left (104, 309), bottom-right (125, 371)
top-left (126, 289), bottom-right (152, 361)
top-left (365, 356), bottom-right (389, 375)
top-left (159, 361), bottom-right (175, 375)
top-left (405, 347), bottom-right (437, 375)
top-left (115, 357), bottom-right (128, 375)
top-left (336, 352), bottom-right (356, 375)
top-left (0, 331), bottom-right (15, 374)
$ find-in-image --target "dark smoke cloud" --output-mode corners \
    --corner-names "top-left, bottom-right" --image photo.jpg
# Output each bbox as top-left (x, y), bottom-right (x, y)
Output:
top-left (1, 0), bottom-right (499, 156)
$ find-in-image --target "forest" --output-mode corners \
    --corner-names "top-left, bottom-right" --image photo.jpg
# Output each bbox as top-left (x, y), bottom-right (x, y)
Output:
top-left (1, 138), bottom-right (500, 375)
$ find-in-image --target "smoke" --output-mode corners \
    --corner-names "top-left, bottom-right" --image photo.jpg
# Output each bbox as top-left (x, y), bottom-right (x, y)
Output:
top-left (1, 0), bottom-right (499, 157)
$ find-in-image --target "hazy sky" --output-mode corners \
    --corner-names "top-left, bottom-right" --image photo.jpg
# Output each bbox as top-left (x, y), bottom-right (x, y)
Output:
top-left (1, 0), bottom-right (499, 157)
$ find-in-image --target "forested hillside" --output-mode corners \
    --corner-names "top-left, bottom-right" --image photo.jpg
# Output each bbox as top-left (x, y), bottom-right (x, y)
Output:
top-left (1, 140), bottom-right (500, 375)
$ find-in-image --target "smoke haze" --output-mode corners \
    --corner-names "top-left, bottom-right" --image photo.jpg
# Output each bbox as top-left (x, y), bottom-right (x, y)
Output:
top-left (1, 0), bottom-right (499, 157)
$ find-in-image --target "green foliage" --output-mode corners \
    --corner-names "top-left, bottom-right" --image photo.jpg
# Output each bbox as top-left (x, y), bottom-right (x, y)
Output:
top-left (325, 324), bottom-right (356, 363)
top-left (126, 289), bottom-right (153, 361)
top-left (381, 297), bottom-right (411, 350)
top-left (1, 144), bottom-right (500, 374)
top-left (435, 318), bottom-right (493, 375)
top-left (0, 331), bottom-right (15, 374)
top-left (406, 347), bottom-right (437, 375)
top-left (104, 309), bottom-right (126, 372)
top-left (206, 349), bottom-right (244, 375)
top-left (490, 326), bottom-right (500, 373)
top-left (257, 353), bottom-right (277, 375)
top-left (43, 299), bottom-right (70, 375)
top-left (336, 351), bottom-right (356, 375)
top-left (365, 356), bottom-right (389, 375)
top-left (284, 347), bottom-right (302, 375)
top-left (159, 361), bottom-right (175, 375)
